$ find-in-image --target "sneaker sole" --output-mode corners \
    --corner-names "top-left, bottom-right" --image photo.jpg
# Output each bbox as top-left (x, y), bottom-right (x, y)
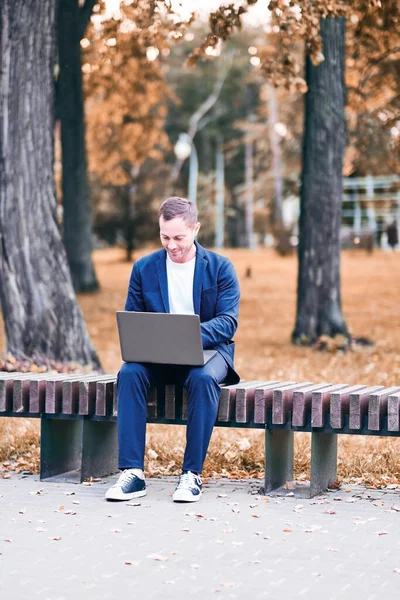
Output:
top-left (173, 490), bottom-right (202, 503)
top-left (105, 489), bottom-right (147, 502)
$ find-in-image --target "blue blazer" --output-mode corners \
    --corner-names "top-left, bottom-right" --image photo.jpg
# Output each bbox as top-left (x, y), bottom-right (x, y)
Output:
top-left (125, 241), bottom-right (240, 384)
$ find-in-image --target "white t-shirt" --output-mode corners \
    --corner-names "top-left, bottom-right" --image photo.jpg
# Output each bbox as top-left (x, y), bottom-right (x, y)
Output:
top-left (166, 253), bottom-right (196, 314)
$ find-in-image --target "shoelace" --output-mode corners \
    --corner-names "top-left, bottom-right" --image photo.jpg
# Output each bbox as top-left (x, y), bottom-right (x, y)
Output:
top-left (116, 470), bottom-right (139, 486)
top-left (176, 472), bottom-right (199, 489)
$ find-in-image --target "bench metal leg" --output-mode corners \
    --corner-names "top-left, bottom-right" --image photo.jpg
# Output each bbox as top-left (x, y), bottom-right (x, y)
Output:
top-left (81, 421), bottom-right (118, 481)
top-left (40, 418), bottom-right (83, 482)
top-left (264, 429), bottom-right (294, 493)
top-left (310, 432), bottom-right (338, 497)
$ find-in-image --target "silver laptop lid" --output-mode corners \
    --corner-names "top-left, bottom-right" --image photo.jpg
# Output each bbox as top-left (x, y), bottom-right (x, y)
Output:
top-left (116, 311), bottom-right (215, 366)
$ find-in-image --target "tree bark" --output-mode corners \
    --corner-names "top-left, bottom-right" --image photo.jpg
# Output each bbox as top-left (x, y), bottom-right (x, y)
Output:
top-left (57, 0), bottom-right (99, 292)
top-left (293, 17), bottom-right (349, 343)
top-left (0, 0), bottom-right (100, 368)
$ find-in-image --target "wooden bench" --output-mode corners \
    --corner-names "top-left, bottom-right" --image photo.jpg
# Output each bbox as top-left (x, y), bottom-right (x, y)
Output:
top-left (1, 372), bottom-right (400, 497)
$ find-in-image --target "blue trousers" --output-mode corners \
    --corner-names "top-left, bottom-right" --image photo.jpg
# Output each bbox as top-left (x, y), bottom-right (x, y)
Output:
top-left (117, 352), bottom-right (228, 474)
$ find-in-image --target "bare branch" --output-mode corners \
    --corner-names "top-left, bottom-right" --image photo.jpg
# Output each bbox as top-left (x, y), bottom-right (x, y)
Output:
top-left (170, 51), bottom-right (234, 182)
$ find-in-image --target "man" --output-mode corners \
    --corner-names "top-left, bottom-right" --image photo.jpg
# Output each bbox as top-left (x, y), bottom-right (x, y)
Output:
top-left (106, 197), bottom-right (240, 503)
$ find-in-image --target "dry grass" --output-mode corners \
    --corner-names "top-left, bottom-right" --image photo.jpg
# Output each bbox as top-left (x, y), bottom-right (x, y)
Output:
top-left (1, 246), bottom-right (400, 485)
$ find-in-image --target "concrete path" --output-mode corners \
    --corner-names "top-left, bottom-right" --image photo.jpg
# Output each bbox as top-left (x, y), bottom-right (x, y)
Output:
top-left (1, 473), bottom-right (400, 599)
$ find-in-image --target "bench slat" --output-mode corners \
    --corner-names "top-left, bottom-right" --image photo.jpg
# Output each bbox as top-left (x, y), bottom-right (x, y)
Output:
top-left (388, 391), bottom-right (400, 432)
top-left (0, 379), bottom-right (13, 412)
top-left (273, 382), bottom-right (313, 425)
top-left (368, 386), bottom-right (400, 431)
top-left (253, 381), bottom-right (283, 424)
top-left (29, 379), bottom-right (47, 413)
top-left (96, 379), bottom-right (116, 417)
top-left (329, 385), bottom-right (367, 429)
top-left (62, 380), bottom-right (80, 414)
top-left (78, 375), bottom-right (118, 416)
top-left (235, 381), bottom-right (278, 423)
top-left (349, 386), bottom-right (385, 429)
top-left (292, 383), bottom-right (332, 427)
top-left (147, 386), bottom-right (157, 419)
top-left (311, 384), bottom-right (349, 428)
top-left (349, 385), bottom-right (385, 429)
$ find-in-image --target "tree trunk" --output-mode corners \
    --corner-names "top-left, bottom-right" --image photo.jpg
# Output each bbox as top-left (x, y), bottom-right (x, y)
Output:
top-left (57, 0), bottom-right (99, 292)
top-left (122, 185), bottom-right (135, 263)
top-left (292, 17), bottom-right (349, 343)
top-left (0, 0), bottom-right (100, 368)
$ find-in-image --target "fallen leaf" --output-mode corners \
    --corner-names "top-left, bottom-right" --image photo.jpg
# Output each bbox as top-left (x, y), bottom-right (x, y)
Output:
top-left (283, 481), bottom-right (294, 490)
top-left (182, 527), bottom-right (190, 532)
top-left (324, 509), bottom-right (336, 515)
top-left (283, 528), bottom-right (292, 533)
top-left (390, 505), bottom-right (400, 512)
top-left (125, 560), bottom-right (138, 566)
top-left (217, 493), bottom-right (227, 498)
top-left (393, 568), bottom-right (400, 574)
top-left (251, 514), bottom-right (261, 518)
top-left (374, 501), bottom-right (384, 507)
top-left (190, 564), bottom-right (200, 569)
top-left (50, 536), bottom-right (62, 541)
top-left (377, 531), bottom-right (388, 536)
top-left (64, 491), bottom-right (75, 496)
top-left (147, 554), bottom-right (168, 562)
top-left (36, 527), bottom-right (47, 532)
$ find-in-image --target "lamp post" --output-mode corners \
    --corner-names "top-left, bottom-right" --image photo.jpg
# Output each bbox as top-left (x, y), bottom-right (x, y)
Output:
top-left (215, 136), bottom-right (224, 248)
top-left (174, 133), bottom-right (198, 205)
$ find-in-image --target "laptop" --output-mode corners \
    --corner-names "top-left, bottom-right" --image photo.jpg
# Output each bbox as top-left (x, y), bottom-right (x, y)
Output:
top-left (116, 311), bottom-right (217, 366)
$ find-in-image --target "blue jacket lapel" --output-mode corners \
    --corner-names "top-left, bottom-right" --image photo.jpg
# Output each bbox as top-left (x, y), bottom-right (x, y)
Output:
top-left (156, 253), bottom-right (169, 312)
top-left (193, 242), bottom-right (207, 316)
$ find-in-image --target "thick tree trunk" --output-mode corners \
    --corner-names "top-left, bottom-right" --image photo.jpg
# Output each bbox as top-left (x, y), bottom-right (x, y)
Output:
top-left (0, 0), bottom-right (100, 368)
top-left (57, 0), bottom-right (99, 292)
top-left (293, 17), bottom-right (349, 343)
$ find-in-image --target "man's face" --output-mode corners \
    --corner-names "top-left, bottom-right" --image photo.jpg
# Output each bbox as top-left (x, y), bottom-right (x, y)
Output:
top-left (159, 216), bottom-right (200, 263)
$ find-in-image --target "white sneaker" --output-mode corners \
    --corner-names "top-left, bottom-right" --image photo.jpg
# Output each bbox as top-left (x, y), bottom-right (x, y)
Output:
top-left (105, 469), bottom-right (146, 501)
top-left (173, 471), bottom-right (202, 503)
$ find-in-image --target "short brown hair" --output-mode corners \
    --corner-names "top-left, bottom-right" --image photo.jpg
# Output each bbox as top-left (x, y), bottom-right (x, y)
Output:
top-left (158, 196), bottom-right (198, 227)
